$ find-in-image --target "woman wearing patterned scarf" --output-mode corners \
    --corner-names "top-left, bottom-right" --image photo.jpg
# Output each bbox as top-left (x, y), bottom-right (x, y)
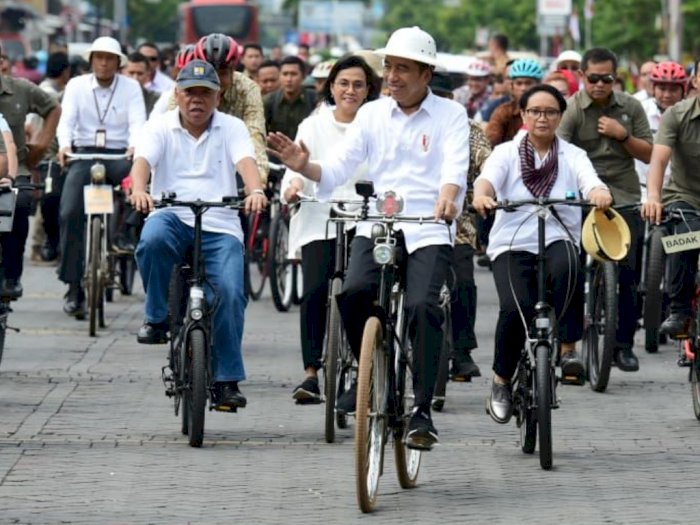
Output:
top-left (472, 84), bottom-right (613, 425)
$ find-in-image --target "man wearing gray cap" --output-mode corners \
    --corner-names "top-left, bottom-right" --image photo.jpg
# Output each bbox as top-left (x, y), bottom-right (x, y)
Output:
top-left (130, 60), bottom-right (267, 409)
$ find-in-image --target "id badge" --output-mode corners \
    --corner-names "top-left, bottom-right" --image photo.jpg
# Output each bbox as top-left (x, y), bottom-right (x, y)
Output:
top-left (95, 129), bottom-right (106, 148)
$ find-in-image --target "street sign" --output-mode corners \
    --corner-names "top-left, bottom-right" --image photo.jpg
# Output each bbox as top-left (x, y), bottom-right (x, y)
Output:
top-left (538, 0), bottom-right (572, 16)
top-left (298, 1), bottom-right (365, 36)
top-left (537, 14), bottom-right (568, 37)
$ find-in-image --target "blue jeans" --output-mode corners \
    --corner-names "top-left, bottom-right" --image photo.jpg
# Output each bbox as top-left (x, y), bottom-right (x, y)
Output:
top-left (135, 212), bottom-right (247, 382)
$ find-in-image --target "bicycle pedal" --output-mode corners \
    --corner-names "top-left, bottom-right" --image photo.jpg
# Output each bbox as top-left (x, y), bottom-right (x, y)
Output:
top-left (677, 357), bottom-right (692, 367)
top-left (560, 374), bottom-right (585, 386)
top-left (212, 404), bottom-right (238, 413)
top-left (450, 375), bottom-right (472, 383)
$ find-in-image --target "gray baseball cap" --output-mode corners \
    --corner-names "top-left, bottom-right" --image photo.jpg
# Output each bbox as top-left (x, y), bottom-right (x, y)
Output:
top-left (176, 60), bottom-right (220, 91)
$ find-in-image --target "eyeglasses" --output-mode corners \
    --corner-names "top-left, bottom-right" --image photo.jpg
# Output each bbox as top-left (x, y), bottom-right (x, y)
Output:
top-left (524, 108), bottom-right (561, 119)
top-left (334, 80), bottom-right (368, 91)
top-left (586, 73), bottom-right (615, 84)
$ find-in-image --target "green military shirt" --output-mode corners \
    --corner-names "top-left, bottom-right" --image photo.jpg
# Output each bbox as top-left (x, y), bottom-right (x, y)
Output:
top-left (558, 89), bottom-right (652, 205)
top-left (263, 88), bottom-right (316, 141)
top-left (655, 96), bottom-right (700, 210)
top-left (0, 75), bottom-right (58, 175)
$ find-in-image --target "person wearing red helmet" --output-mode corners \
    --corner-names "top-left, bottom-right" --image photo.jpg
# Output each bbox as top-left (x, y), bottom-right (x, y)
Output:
top-left (453, 59), bottom-right (492, 118)
top-left (636, 61), bottom-right (687, 198)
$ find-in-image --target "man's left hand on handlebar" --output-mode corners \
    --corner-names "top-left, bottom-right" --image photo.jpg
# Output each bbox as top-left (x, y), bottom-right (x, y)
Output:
top-left (588, 187), bottom-right (613, 211)
top-left (130, 190), bottom-right (154, 214)
top-left (244, 191), bottom-right (268, 215)
top-left (433, 196), bottom-right (458, 222)
top-left (640, 197), bottom-right (664, 225)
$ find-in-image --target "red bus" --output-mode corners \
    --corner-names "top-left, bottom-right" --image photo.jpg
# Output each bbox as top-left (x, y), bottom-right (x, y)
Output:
top-left (178, 0), bottom-right (259, 44)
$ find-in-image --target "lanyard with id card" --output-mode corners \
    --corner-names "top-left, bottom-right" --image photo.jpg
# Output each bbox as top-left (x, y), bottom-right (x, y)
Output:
top-left (92, 75), bottom-right (118, 148)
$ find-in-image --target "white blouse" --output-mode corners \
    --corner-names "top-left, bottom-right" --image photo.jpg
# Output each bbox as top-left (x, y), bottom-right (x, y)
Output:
top-left (477, 134), bottom-right (608, 261)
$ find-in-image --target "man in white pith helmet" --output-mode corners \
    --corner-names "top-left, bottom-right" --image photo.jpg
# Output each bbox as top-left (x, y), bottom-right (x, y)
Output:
top-left (268, 26), bottom-right (470, 450)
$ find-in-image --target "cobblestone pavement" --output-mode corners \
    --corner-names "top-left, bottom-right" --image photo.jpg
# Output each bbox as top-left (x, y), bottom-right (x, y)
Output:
top-left (1, 258), bottom-right (699, 524)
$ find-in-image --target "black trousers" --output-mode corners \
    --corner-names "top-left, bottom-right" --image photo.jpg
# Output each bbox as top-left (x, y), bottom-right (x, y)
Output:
top-left (300, 238), bottom-right (336, 371)
top-left (336, 236), bottom-right (451, 408)
top-left (616, 209), bottom-right (643, 347)
top-left (451, 244), bottom-right (478, 355)
top-left (58, 150), bottom-right (131, 284)
top-left (38, 161), bottom-right (64, 251)
top-left (0, 175), bottom-right (32, 281)
top-left (491, 241), bottom-right (583, 380)
top-left (665, 201), bottom-right (700, 316)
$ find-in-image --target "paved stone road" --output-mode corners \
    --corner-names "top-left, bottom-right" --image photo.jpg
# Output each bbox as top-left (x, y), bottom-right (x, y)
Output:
top-left (1, 256), bottom-right (699, 524)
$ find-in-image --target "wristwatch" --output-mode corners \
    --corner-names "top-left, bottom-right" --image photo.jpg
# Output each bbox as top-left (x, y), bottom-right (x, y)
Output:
top-left (251, 189), bottom-right (265, 196)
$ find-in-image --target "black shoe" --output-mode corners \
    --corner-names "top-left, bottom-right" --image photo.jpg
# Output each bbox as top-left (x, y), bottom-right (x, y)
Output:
top-left (476, 254), bottom-right (491, 268)
top-left (292, 376), bottom-right (322, 404)
top-left (486, 380), bottom-right (512, 424)
top-left (614, 346), bottom-right (640, 372)
top-left (660, 313), bottom-right (692, 339)
top-left (336, 383), bottom-right (357, 415)
top-left (112, 234), bottom-right (136, 254)
top-left (1, 279), bottom-right (22, 299)
top-left (40, 242), bottom-right (58, 262)
top-left (450, 351), bottom-right (481, 381)
top-left (137, 321), bottom-right (169, 344)
top-left (63, 284), bottom-right (85, 319)
top-left (560, 351), bottom-right (585, 385)
top-left (406, 406), bottom-right (439, 450)
top-left (216, 382), bottom-right (247, 410)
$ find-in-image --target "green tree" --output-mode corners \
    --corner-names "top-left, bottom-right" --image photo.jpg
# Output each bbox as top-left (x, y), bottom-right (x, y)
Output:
top-left (127, 0), bottom-right (180, 44)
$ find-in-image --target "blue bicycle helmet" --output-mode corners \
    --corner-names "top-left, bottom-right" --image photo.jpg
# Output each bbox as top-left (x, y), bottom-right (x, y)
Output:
top-left (509, 58), bottom-right (544, 80)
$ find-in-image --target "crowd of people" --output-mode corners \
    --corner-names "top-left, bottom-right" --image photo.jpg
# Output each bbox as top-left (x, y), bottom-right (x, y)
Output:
top-left (0, 24), bottom-right (698, 451)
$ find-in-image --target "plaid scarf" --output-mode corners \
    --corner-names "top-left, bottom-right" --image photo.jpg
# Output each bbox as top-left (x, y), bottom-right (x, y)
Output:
top-left (519, 135), bottom-right (559, 198)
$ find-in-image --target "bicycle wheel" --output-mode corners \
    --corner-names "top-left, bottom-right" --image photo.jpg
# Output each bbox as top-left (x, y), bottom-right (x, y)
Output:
top-left (336, 347), bottom-right (354, 430)
top-left (184, 328), bottom-right (207, 447)
top-left (585, 262), bottom-right (618, 393)
top-left (394, 335), bottom-right (421, 489)
top-left (516, 362), bottom-right (536, 454)
top-left (691, 348), bottom-right (700, 420)
top-left (644, 228), bottom-right (666, 353)
top-left (324, 277), bottom-right (343, 443)
top-left (0, 307), bottom-right (6, 369)
top-left (87, 216), bottom-right (102, 337)
top-left (245, 212), bottom-right (269, 301)
top-left (119, 255), bottom-right (136, 296)
top-left (269, 212), bottom-right (294, 312)
top-left (355, 316), bottom-right (387, 513)
top-left (535, 344), bottom-right (553, 470)
top-left (292, 262), bottom-right (303, 305)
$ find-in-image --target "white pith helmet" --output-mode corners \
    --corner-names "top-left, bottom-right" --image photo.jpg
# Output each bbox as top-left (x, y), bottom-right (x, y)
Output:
top-left (375, 26), bottom-right (441, 69)
top-left (83, 36), bottom-right (127, 68)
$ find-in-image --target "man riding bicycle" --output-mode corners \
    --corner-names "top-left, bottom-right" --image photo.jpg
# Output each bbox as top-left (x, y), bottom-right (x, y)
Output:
top-left (642, 60), bottom-right (700, 338)
top-left (56, 36), bottom-right (145, 318)
top-left (130, 60), bottom-right (267, 409)
top-left (268, 26), bottom-right (470, 450)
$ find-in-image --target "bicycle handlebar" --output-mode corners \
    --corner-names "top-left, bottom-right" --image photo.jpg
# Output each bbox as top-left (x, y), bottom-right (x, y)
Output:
top-left (65, 152), bottom-right (131, 162)
top-left (153, 193), bottom-right (245, 211)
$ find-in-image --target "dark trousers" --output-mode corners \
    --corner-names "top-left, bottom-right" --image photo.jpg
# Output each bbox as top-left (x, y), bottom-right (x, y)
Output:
top-left (58, 151), bottom-right (131, 284)
top-left (665, 201), bottom-right (700, 316)
top-left (617, 209), bottom-right (643, 347)
top-left (38, 162), bottom-right (63, 251)
top-left (492, 241), bottom-right (583, 380)
top-left (0, 176), bottom-right (32, 281)
top-left (300, 239), bottom-right (336, 371)
top-left (336, 236), bottom-right (451, 408)
top-left (451, 244), bottom-right (478, 355)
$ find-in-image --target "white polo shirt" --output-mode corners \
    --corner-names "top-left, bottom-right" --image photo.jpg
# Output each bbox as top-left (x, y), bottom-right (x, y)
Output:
top-left (477, 134), bottom-right (607, 261)
top-left (57, 73), bottom-right (146, 150)
top-left (316, 91), bottom-right (470, 254)
top-left (135, 108), bottom-right (255, 242)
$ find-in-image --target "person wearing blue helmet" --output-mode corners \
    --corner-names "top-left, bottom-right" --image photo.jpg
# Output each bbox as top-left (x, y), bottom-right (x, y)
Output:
top-left (485, 58), bottom-right (544, 147)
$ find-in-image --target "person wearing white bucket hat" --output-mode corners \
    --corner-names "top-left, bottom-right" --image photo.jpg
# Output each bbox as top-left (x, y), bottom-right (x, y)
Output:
top-left (56, 35), bottom-right (145, 318)
top-left (268, 26), bottom-right (470, 451)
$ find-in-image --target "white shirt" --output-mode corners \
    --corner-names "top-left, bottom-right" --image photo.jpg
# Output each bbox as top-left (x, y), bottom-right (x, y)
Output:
top-left (281, 107), bottom-right (366, 257)
top-left (634, 89), bottom-right (651, 102)
top-left (316, 91), bottom-right (470, 254)
top-left (57, 73), bottom-right (146, 150)
top-left (134, 109), bottom-right (255, 241)
top-left (636, 97), bottom-right (671, 198)
top-left (149, 69), bottom-right (175, 93)
top-left (150, 87), bottom-right (174, 119)
top-left (477, 135), bottom-right (607, 260)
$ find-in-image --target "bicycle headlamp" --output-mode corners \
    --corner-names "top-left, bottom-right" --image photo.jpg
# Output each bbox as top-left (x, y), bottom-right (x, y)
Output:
top-left (373, 243), bottom-right (394, 265)
top-left (190, 308), bottom-right (203, 321)
top-left (90, 162), bottom-right (106, 184)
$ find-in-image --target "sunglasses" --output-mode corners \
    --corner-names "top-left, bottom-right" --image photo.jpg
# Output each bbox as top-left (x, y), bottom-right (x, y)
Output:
top-left (144, 56), bottom-right (159, 62)
top-left (586, 73), bottom-right (615, 84)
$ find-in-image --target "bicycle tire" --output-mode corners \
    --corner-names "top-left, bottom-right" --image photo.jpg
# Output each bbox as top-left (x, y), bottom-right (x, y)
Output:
top-left (394, 334), bottom-right (421, 489)
top-left (168, 267), bottom-right (187, 338)
top-left (324, 277), bottom-right (343, 443)
top-left (691, 352), bottom-right (700, 420)
top-left (517, 363), bottom-right (536, 454)
top-left (644, 228), bottom-right (666, 353)
top-left (536, 343), bottom-right (553, 470)
top-left (355, 316), bottom-right (386, 513)
top-left (245, 212), bottom-right (269, 301)
top-left (119, 255), bottom-right (136, 296)
top-left (586, 262), bottom-right (618, 393)
top-left (292, 263), bottom-right (303, 305)
top-left (0, 309), bottom-right (6, 369)
top-left (269, 212), bottom-right (294, 312)
top-left (185, 328), bottom-right (207, 447)
top-left (87, 216), bottom-right (101, 337)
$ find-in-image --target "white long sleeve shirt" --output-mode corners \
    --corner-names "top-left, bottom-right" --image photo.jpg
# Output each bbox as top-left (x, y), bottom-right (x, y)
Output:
top-left (636, 97), bottom-right (671, 199)
top-left (149, 69), bottom-right (175, 93)
top-left (316, 91), bottom-right (470, 254)
top-left (57, 73), bottom-right (146, 150)
top-left (281, 106), bottom-right (366, 258)
top-left (477, 134), bottom-right (608, 261)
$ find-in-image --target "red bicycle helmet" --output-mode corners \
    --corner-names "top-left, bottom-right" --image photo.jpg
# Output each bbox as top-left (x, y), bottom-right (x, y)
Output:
top-left (175, 44), bottom-right (196, 70)
top-left (650, 61), bottom-right (687, 86)
top-left (194, 33), bottom-right (240, 69)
